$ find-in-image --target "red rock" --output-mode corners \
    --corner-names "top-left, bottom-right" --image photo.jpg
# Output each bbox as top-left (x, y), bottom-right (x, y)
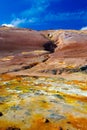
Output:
top-left (0, 27), bottom-right (87, 75)
top-left (49, 30), bottom-right (87, 58)
top-left (0, 27), bottom-right (50, 55)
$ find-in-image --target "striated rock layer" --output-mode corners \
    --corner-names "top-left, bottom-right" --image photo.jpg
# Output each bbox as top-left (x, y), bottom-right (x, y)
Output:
top-left (37, 30), bottom-right (87, 75)
top-left (0, 26), bottom-right (87, 75)
top-left (0, 27), bottom-right (50, 54)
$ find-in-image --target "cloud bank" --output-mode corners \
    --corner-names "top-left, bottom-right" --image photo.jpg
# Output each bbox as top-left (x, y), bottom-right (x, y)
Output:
top-left (81, 26), bottom-right (87, 30)
top-left (1, 24), bottom-right (14, 27)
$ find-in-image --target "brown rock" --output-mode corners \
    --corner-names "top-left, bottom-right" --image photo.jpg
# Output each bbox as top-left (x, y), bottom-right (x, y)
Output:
top-left (0, 26), bottom-right (50, 56)
top-left (0, 27), bottom-right (87, 76)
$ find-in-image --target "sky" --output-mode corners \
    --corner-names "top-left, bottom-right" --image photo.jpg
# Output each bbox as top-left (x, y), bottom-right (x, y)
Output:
top-left (0, 0), bottom-right (87, 30)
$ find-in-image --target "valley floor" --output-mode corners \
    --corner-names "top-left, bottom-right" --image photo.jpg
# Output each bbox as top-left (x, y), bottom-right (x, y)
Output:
top-left (0, 73), bottom-right (87, 130)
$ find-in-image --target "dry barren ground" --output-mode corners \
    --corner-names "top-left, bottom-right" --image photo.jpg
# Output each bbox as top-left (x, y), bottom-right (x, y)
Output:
top-left (0, 27), bottom-right (87, 130)
top-left (0, 74), bottom-right (87, 130)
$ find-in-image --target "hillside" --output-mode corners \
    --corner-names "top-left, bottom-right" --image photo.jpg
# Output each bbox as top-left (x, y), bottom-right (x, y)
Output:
top-left (0, 27), bottom-right (87, 75)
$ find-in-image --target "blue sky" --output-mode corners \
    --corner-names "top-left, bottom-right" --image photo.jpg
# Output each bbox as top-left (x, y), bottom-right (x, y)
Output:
top-left (0, 0), bottom-right (87, 30)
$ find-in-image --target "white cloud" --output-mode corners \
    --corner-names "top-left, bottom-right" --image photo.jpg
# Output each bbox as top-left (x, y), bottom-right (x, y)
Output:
top-left (1, 18), bottom-right (26, 28)
top-left (28, 18), bottom-right (38, 23)
top-left (21, 0), bottom-right (49, 19)
top-left (12, 0), bottom-right (49, 26)
top-left (80, 26), bottom-right (87, 30)
top-left (44, 11), bottom-right (87, 22)
top-left (1, 24), bottom-right (14, 27)
top-left (11, 18), bottom-right (26, 26)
